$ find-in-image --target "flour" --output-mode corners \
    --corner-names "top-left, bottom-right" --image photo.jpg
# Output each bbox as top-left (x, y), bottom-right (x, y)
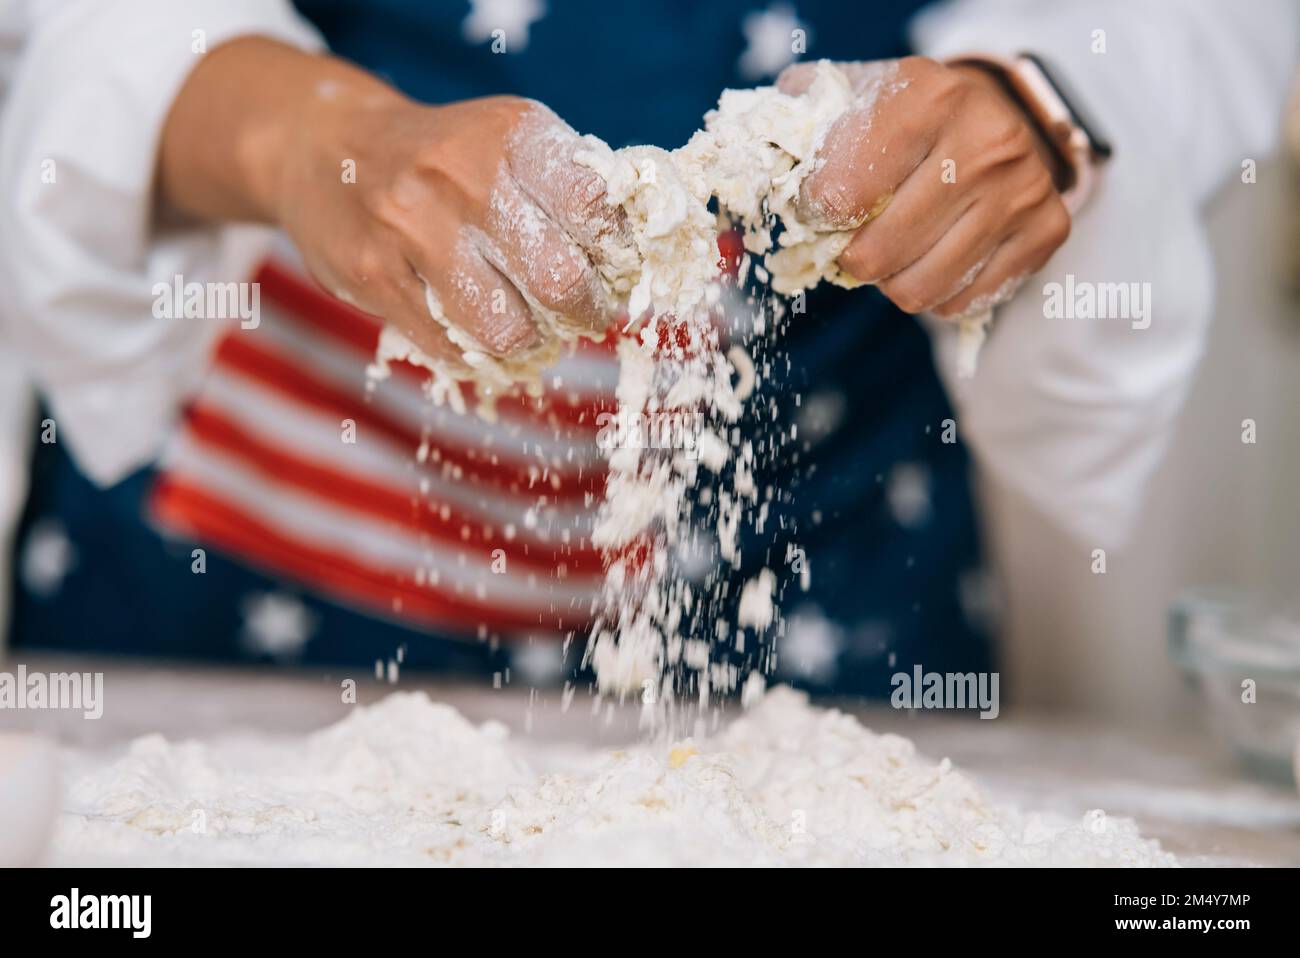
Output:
top-left (579, 63), bottom-right (874, 696)
top-left (366, 326), bottom-right (471, 414)
top-left (570, 143), bottom-right (719, 322)
top-left (365, 284), bottom-right (565, 415)
top-left (575, 60), bottom-right (992, 377)
top-left (369, 62), bottom-right (1000, 697)
top-left (51, 687), bottom-right (1175, 867)
top-left (574, 61), bottom-right (866, 316)
top-left (737, 569), bottom-right (776, 630)
top-left (372, 61), bottom-right (989, 397)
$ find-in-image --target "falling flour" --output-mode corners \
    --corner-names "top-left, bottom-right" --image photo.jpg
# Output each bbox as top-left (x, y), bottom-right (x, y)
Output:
top-left (371, 62), bottom-right (1000, 698)
top-left (578, 62), bottom-right (889, 696)
top-left (52, 687), bottom-right (1175, 867)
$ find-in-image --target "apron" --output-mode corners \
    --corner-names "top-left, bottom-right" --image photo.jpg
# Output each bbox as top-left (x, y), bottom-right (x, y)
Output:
top-left (10, 0), bottom-right (994, 694)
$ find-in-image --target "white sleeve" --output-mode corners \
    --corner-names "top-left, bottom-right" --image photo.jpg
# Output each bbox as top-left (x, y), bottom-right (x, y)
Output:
top-left (910, 0), bottom-right (1298, 548)
top-left (0, 0), bottom-right (322, 487)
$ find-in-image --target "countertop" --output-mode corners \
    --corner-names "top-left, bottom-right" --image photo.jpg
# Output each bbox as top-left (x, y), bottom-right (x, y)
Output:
top-left (3, 653), bottom-right (1299, 866)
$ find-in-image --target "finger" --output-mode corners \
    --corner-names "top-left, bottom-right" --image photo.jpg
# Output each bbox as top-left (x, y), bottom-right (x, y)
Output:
top-left (931, 197), bottom-right (1070, 320)
top-left (837, 151), bottom-right (977, 283)
top-left (382, 267), bottom-right (476, 375)
top-left (507, 104), bottom-right (627, 256)
top-left (410, 231), bottom-right (542, 357)
top-left (777, 59), bottom-right (898, 99)
top-left (796, 97), bottom-right (937, 231)
top-left (776, 61), bottom-right (817, 95)
top-left (301, 238), bottom-right (464, 369)
top-left (876, 203), bottom-right (1003, 314)
top-left (295, 221), bottom-right (479, 375)
top-left (377, 160), bottom-right (544, 355)
top-left (483, 174), bottom-right (610, 334)
top-left (838, 60), bottom-right (906, 97)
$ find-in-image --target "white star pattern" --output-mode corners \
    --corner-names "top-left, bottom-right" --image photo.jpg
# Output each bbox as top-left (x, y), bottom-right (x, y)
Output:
top-left (20, 519), bottom-right (77, 599)
top-left (778, 607), bottom-right (842, 683)
top-left (463, 0), bottom-right (547, 53)
top-left (887, 461), bottom-right (933, 530)
top-left (240, 592), bottom-right (316, 660)
top-left (510, 640), bottom-right (565, 685)
top-left (738, 3), bottom-right (809, 81)
top-left (795, 389), bottom-right (846, 446)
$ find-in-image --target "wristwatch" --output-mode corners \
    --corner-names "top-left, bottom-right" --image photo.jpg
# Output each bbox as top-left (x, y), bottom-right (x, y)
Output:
top-left (944, 52), bottom-right (1113, 214)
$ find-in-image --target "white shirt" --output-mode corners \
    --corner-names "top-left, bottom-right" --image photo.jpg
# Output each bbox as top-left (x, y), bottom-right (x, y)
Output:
top-left (912, 0), bottom-right (1297, 546)
top-left (0, 0), bottom-right (321, 485)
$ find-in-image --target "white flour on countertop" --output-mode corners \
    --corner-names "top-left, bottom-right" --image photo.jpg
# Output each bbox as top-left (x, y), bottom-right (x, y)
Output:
top-left (52, 687), bottom-right (1175, 867)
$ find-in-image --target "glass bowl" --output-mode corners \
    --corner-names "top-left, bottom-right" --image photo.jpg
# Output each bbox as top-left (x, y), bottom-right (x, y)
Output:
top-left (1168, 588), bottom-right (1300, 784)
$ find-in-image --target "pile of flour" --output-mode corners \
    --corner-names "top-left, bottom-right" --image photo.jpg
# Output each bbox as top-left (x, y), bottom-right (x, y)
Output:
top-left (53, 687), bottom-right (1175, 867)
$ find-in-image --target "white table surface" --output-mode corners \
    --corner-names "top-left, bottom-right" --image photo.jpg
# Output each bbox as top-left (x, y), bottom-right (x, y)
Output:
top-left (3, 653), bottom-right (1299, 866)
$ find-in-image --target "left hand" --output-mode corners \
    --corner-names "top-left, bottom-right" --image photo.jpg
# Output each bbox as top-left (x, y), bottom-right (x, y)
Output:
top-left (778, 56), bottom-right (1071, 320)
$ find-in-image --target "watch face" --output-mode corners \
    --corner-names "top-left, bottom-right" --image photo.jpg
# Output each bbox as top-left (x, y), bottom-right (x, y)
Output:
top-left (1021, 52), bottom-right (1113, 160)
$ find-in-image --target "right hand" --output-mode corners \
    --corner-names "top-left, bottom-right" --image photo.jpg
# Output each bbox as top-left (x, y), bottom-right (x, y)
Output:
top-left (777, 57), bottom-right (1070, 322)
top-left (278, 91), bottom-right (625, 369)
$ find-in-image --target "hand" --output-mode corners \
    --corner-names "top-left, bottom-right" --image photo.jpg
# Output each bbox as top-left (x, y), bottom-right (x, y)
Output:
top-left (778, 56), bottom-right (1071, 320)
top-left (161, 39), bottom-right (623, 370)
top-left (280, 94), bottom-right (626, 368)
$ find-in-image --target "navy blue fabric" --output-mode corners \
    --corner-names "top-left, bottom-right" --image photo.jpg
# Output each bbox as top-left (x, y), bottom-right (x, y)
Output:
top-left (294, 0), bottom-right (913, 150)
top-left (10, 432), bottom-right (508, 676)
top-left (10, 0), bottom-right (992, 696)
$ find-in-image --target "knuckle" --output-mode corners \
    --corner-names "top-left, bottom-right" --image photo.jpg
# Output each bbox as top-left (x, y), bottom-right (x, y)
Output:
top-left (882, 275), bottom-right (931, 314)
top-left (776, 62), bottom-right (815, 94)
top-left (490, 96), bottom-right (553, 147)
top-left (991, 119), bottom-right (1035, 161)
top-left (805, 177), bottom-right (867, 229)
top-left (477, 314), bottom-right (535, 356)
top-left (838, 236), bottom-right (890, 284)
top-left (349, 245), bottom-right (389, 287)
top-left (537, 254), bottom-right (595, 311)
top-left (509, 97), bottom-right (568, 141)
top-left (492, 94), bottom-right (539, 121)
top-left (1006, 167), bottom-right (1056, 219)
top-left (516, 96), bottom-right (554, 120)
top-left (900, 55), bottom-right (943, 82)
top-left (365, 184), bottom-right (414, 233)
top-left (929, 69), bottom-right (968, 107)
top-left (1044, 198), bottom-right (1072, 249)
top-left (1025, 168), bottom-right (1058, 208)
top-left (563, 169), bottom-right (611, 226)
top-left (908, 57), bottom-right (971, 110)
